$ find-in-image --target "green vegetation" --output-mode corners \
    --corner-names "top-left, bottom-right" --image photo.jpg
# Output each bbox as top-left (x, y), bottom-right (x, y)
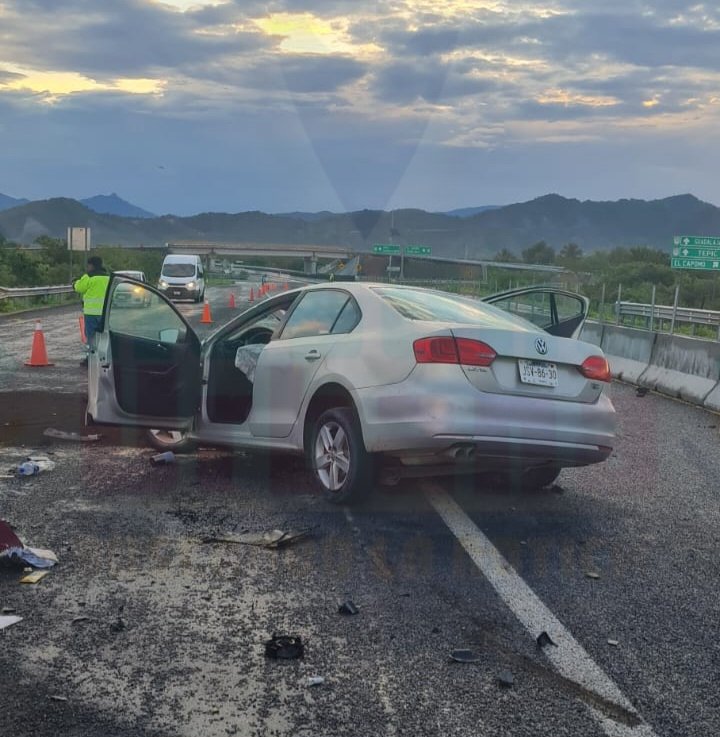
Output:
top-left (0, 235), bottom-right (165, 286)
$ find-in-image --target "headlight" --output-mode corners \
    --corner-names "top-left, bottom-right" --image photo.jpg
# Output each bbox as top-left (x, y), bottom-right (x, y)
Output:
top-left (133, 287), bottom-right (142, 294)
top-left (186, 282), bottom-right (195, 289)
top-left (159, 280), bottom-right (168, 288)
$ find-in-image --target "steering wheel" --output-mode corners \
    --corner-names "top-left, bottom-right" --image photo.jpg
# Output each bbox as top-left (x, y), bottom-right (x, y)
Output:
top-left (242, 327), bottom-right (274, 346)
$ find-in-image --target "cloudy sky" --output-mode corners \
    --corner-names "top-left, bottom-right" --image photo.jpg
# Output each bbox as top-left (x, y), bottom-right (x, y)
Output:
top-left (1, 0), bottom-right (719, 214)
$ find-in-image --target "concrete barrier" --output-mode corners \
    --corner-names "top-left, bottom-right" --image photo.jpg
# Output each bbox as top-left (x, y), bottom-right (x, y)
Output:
top-left (600, 326), bottom-right (656, 384)
top-left (638, 333), bottom-right (720, 405)
top-left (579, 322), bottom-right (603, 347)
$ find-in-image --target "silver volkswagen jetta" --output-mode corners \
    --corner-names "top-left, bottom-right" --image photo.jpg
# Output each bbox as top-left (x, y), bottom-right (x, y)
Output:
top-left (87, 279), bottom-right (616, 503)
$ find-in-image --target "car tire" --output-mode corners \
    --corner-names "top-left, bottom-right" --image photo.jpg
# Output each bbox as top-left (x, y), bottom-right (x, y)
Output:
top-left (309, 407), bottom-right (371, 505)
top-left (146, 428), bottom-right (196, 454)
top-left (520, 466), bottom-right (562, 491)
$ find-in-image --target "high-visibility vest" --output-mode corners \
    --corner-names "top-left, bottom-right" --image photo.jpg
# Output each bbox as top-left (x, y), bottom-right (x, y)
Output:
top-left (74, 273), bottom-right (110, 316)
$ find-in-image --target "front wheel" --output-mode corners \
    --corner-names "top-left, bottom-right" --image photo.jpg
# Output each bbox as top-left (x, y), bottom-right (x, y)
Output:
top-left (309, 408), bottom-right (371, 505)
top-left (146, 428), bottom-right (196, 454)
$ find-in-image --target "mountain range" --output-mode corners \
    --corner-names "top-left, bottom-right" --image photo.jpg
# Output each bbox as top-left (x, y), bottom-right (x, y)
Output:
top-left (0, 192), bottom-right (155, 218)
top-left (1, 192), bottom-right (718, 257)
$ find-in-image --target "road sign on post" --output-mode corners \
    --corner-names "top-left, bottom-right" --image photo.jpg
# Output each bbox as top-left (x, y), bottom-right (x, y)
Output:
top-left (674, 235), bottom-right (720, 247)
top-left (373, 244), bottom-right (401, 255)
top-left (67, 227), bottom-right (91, 252)
top-left (404, 245), bottom-right (432, 256)
top-left (672, 235), bottom-right (720, 270)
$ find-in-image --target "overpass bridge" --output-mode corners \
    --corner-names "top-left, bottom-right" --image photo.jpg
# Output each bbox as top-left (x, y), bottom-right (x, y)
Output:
top-left (166, 241), bottom-right (353, 275)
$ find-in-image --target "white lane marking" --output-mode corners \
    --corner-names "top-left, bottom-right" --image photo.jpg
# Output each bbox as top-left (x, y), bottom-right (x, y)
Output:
top-left (425, 485), bottom-right (659, 737)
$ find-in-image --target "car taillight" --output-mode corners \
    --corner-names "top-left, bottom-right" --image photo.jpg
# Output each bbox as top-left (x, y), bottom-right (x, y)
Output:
top-left (413, 337), bottom-right (496, 367)
top-left (579, 355), bottom-right (611, 382)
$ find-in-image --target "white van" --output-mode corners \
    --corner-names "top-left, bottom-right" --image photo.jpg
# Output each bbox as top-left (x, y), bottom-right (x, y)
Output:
top-left (158, 254), bottom-right (205, 302)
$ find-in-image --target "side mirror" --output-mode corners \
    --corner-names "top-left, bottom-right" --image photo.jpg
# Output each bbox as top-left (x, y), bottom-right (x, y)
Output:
top-left (159, 328), bottom-right (180, 344)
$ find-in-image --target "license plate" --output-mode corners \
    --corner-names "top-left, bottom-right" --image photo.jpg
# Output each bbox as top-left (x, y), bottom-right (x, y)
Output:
top-left (518, 359), bottom-right (558, 387)
top-left (172, 290), bottom-right (182, 296)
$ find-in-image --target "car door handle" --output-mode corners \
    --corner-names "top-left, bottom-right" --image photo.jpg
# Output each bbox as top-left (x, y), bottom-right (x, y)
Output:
top-left (305, 350), bottom-right (321, 361)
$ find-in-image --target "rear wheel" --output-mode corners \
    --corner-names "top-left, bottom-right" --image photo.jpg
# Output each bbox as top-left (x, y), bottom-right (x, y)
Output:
top-left (309, 408), bottom-right (371, 505)
top-left (146, 428), bottom-right (195, 454)
top-left (519, 466), bottom-right (562, 491)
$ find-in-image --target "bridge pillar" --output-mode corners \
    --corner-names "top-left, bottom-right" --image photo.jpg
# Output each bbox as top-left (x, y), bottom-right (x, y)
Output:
top-left (304, 255), bottom-right (318, 275)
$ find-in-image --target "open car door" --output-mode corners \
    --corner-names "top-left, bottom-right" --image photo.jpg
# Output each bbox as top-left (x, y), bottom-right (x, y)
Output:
top-left (87, 276), bottom-right (201, 429)
top-left (483, 287), bottom-right (589, 339)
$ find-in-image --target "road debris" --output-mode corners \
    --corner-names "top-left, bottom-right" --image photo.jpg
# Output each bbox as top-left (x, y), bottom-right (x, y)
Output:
top-left (49, 695), bottom-right (68, 703)
top-left (20, 570), bottom-right (49, 584)
top-left (498, 670), bottom-right (515, 688)
top-left (264, 634), bottom-right (304, 660)
top-left (607, 639), bottom-right (620, 647)
top-left (0, 519), bottom-right (58, 568)
top-left (536, 631), bottom-right (558, 648)
top-left (338, 599), bottom-right (359, 616)
top-left (307, 676), bottom-right (325, 687)
top-left (450, 649), bottom-right (481, 663)
top-left (150, 451), bottom-right (176, 465)
top-left (636, 387), bottom-right (649, 397)
top-left (111, 606), bottom-right (126, 632)
top-left (585, 571), bottom-right (601, 580)
top-left (43, 428), bottom-right (101, 442)
top-left (72, 616), bottom-right (90, 624)
top-left (2, 607), bottom-right (17, 614)
top-left (202, 529), bottom-right (310, 549)
top-left (0, 615), bottom-right (22, 630)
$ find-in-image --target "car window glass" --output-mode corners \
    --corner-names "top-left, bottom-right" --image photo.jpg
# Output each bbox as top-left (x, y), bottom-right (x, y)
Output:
top-left (108, 284), bottom-right (187, 344)
top-left (331, 297), bottom-right (361, 334)
top-left (374, 287), bottom-right (534, 330)
top-left (281, 290), bottom-right (350, 339)
top-left (489, 292), bottom-right (554, 329)
top-left (163, 263), bottom-right (195, 277)
top-left (554, 294), bottom-right (585, 321)
top-left (224, 307), bottom-right (287, 343)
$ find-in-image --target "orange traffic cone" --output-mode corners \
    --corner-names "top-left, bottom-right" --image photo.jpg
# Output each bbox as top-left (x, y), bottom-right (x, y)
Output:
top-left (229, 293), bottom-right (236, 309)
top-left (249, 287), bottom-right (254, 303)
top-left (200, 300), bottom-right (213, 324)
top-left (25, 321), bottom-right (54, 367)
top-left (79, 315), bottom-right (87, 344)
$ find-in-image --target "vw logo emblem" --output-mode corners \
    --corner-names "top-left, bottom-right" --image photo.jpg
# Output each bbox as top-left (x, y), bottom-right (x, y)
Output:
top-left (535, 338), bottom-right (548, 355)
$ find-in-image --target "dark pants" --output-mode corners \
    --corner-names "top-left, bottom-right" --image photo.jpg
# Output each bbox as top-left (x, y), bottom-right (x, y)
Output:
top-left (84, 315), bottom-right (102, 351)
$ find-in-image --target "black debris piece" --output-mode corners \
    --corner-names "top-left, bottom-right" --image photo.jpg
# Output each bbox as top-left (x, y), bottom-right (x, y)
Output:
top-left (498, 670), bottom-right (515, 688)
top-left (536, 631), bottom-right (557, 648)
top-left (450, 649), bottom-right (481, 663)
top-left (338, 600), bottom-right (359, 616)
top-left (265, 634), bottom-right (304, 660)
top-left (636, 387), bottom-right (649, 397)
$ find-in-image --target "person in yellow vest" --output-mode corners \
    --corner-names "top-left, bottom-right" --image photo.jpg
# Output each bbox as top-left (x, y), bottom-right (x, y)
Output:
top-left (74, 256), bottom-right (110, 367)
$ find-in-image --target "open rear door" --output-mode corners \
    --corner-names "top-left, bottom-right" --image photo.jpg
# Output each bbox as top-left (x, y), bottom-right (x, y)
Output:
top-left (87, 276), bottom-right (201, 429)
top-left (483, 287), bottom-right (589, 339)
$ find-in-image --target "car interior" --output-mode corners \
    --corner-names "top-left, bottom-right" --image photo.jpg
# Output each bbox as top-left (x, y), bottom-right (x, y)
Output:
top-left (205, 303), bottom-right (292, 424)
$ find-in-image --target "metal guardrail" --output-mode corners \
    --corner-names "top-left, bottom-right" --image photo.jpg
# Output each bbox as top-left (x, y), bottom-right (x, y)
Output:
top-left (0, 285), bottom-right (75, 301)
top-left (614, 300), bottom-right (720, 338)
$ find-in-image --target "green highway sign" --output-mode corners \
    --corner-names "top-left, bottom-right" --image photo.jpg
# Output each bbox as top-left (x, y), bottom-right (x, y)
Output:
top-left (373, 244), bottom-right (401, 255)
top-left (671, 257), bottom-right (720, 270)
top-left (672, 245), bottom-right (720, 260)
top-left (674, 235), bottom-right (720, 248)
top-left (404, 245), bottom-right (432, 256)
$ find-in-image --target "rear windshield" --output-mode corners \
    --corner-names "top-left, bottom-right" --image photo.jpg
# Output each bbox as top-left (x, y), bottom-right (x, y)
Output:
top-left (374, 287), bottom-right (535, 329)
top-left (163, 263), bottom-right (195, 277)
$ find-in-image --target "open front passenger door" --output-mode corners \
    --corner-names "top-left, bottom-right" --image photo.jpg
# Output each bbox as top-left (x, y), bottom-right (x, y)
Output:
top-left (87, 276), bottom-right (202, 429)
top-left (483, 287), bottom-right (589, 339)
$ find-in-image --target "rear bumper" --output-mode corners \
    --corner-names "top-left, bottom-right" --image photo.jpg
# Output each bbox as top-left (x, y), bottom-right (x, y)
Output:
top-left (355, 365), bottom-right (616, 468)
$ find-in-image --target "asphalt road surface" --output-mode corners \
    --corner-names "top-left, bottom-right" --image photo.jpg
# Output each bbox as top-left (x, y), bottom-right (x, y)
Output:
top-left (0, 283), bottom-right (718, 736)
